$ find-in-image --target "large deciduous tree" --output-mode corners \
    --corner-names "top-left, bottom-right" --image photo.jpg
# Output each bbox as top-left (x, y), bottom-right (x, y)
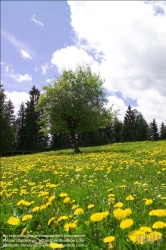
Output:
top-left (36, 65), bottom-right (112, 153)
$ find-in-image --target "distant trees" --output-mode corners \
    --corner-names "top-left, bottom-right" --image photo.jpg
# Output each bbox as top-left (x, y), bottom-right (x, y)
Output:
top-left (36, 65), bottom-right (113, 153)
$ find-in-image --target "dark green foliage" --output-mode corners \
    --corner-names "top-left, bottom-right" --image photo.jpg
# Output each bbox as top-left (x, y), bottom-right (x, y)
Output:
top-left (160, 122), bottom-right (166, 140)
top-left (121, 105), bottom-right (148, 142)
top-left (15, 86), bottom-right (48, 151)
top-left (0, 84), bottom-right (15, 155)
top-left (148, 119), bottom-right (159, 141)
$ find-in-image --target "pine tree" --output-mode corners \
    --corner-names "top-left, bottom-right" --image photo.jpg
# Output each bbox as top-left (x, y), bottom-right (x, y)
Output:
top-left (133, 109), bottom-right (148, 141)
top-left (0, 84), bottom-right (15, 155)
top-left (159, 122), bottom-right (166, 140)
top-left (23, 86), bottom-right (48, 150)
top-left (114, 118), bottom-right (123, 142)
top-left (15, 102), bottom-right (26, 150)
top-left (148, 119), bottom-right (159, 140)
top-left (121, 105), bottom-right (136, 142)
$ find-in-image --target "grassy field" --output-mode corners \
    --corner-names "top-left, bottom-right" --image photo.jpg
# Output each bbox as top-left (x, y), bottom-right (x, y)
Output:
top-left (1, 140), bottom-right (166, 250)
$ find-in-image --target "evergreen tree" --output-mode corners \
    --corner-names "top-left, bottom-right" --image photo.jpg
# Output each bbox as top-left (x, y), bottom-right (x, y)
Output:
top-left (114, 118), bottom-right (123, 142)
top-left (0, 84), bottom-right (15, 155)
top-left (15, 86), bottom-right (48, 151)
top-left (23, 86), bottom-right (48, 150)
top-left (148, 119), bottom-right (159, 140)
top-left (133, 110), bottom-right (148, 141)
top-left (15, 102), bottom-right (26, 150)
top-left (159, 122), bottom-right (166, 140)
top-left (121, 105), bottom-right (136, 142)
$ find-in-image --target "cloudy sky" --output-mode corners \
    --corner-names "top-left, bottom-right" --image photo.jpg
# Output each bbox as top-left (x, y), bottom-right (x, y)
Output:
top-left (1, 1), bottom-right (166, 127)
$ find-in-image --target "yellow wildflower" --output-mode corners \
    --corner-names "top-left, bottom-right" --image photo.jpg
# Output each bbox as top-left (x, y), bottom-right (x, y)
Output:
top-left (20, 227), bottom-right (27, 235)
top-left (48, 217), bottom-right (56, 226)
top-left (113, 208), bottom-right (132, 220)
top-left (57, 216), bottom-right (68, 222)
top-left (152, 221), bottom-right (166, 229)
top-left (126, 195), bottom-right (134, 201)
top-left (7, 216), bottom-right (20, 225)
top-left (64, 222), bottom-right (77, 232)
top-left (74, 208), bottom-right (84, 215)
top-left (22, 214), bottom-right (32, 221)
top-left (149, 209), bottom-right (166, 217)
top-left (103, 236), bottom-right (115, 243)
top-left (120, 219), bottom-right (134, 229)
top-left (88, 204), bottom-right (94, 209)
top-left (114, 202), bottom-right (124, 208)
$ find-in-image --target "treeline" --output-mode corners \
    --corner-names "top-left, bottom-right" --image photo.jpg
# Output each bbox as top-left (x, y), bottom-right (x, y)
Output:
top-left (1, 84), bottom-right (166, 155)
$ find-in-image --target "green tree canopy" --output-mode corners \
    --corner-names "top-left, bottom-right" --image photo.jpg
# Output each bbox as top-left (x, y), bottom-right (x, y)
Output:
top-left (36, 65), bottom-right (113, 153)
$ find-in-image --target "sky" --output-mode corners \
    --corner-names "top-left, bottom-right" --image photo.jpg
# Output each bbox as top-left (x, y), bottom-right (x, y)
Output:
top-left (1, 1), bottom-right (166, 128)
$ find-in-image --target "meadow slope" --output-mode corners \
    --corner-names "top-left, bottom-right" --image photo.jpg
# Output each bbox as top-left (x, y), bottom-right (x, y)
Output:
top-left (1, 141), bottom-right (166, 250)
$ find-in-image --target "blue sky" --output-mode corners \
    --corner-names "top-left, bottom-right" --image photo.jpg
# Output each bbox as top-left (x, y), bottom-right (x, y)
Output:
top-left (1, 1), bottom-right (166, 127)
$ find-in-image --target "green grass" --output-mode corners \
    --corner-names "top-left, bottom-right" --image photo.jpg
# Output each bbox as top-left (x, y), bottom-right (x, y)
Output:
top-left (1, 140), bottom-right (166, 250)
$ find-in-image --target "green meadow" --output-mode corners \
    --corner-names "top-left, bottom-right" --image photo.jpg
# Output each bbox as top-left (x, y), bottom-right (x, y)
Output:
top-left (1, 140), bottom-right (166, 250)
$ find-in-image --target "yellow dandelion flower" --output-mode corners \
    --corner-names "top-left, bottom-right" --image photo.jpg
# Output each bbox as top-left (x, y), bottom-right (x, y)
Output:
top-left (63, 197), bottom-right (70, 203)
top-left (74, 208), bottom-right (84, 215)
top-left (108, 194), bottom-right (115, 197)
top-left (90, 211), bottom-right (109, 222)
top-left (38, 191), bottom-right (49, 197)
top-left (48, 196), bottom-right (56, 202)
top-left (103, 236), bottom-right (115, 243)
top-left (113, 208), bottom-right (132, 220)
top-left (152, 221), bottom-right (166, 229)
top-left (64, 222), bottom-right (77, 232)
top-left (145, 199), bottom-right (153, 205)
top-left (114, 202), bottom-right (124, 208)
top-left (128, 230), bottom-right (146, 245)
top-left (57, 216), bottom-right (68, 222)
top-left (22, 214), bottom-right (32, 221)
top-left (139, 226), bottom-right (152, 233)
top-left (149, 209), bottom-right (166, 217)
top-left (126, 195), bottom-right (134, 201)
top-left (72, 205), bottom-right (78, 210)
top-left (48, 217), bottom-right (56, 226)
top-left (88, 204), bottom-right (94, 209)
top-left (40, 204), bottom-right (48, 210)
top-left (120, 219), bottom-right (134, 229)
top-left (7, 216), bottom-right (20, 225)
top-left (20, 227), bottom-right (27, 235)
top-left (59, 192), bottom-right (68, 197)
top-left (50, 242), bottom-right (64, 249)
top-left (32, 206), bottom-right (40, 212)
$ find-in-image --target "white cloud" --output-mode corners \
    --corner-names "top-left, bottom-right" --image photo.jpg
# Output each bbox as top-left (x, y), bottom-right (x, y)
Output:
top-left (0, 62), bottom-right (4, 65)
top-left (30, 14), bottom-right (44, 26)
top-left (107, 95), bottom-right (127, 122)
top-left (6, 91), bottom-right (29, 115)
top-left (9, 73), bottom-right (32, 83)
top-left (19, 49), bottom-right (32, 60)
top-left (51, 45), bottom-right (99, 73)
top-left (41, 63), bottom-right (49, 75)
top-left (34, 67), bottom-right (38, 73)
top-left (50, 1), bottom-right (166, 125)
top-left (46, 78), bottom-right (52, 83)
top-left (1, 30), bottom-right (35, 59)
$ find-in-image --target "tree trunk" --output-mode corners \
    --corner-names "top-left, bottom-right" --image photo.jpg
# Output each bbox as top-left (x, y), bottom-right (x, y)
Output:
top-left (70, 132), bottom-right (81, 153)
